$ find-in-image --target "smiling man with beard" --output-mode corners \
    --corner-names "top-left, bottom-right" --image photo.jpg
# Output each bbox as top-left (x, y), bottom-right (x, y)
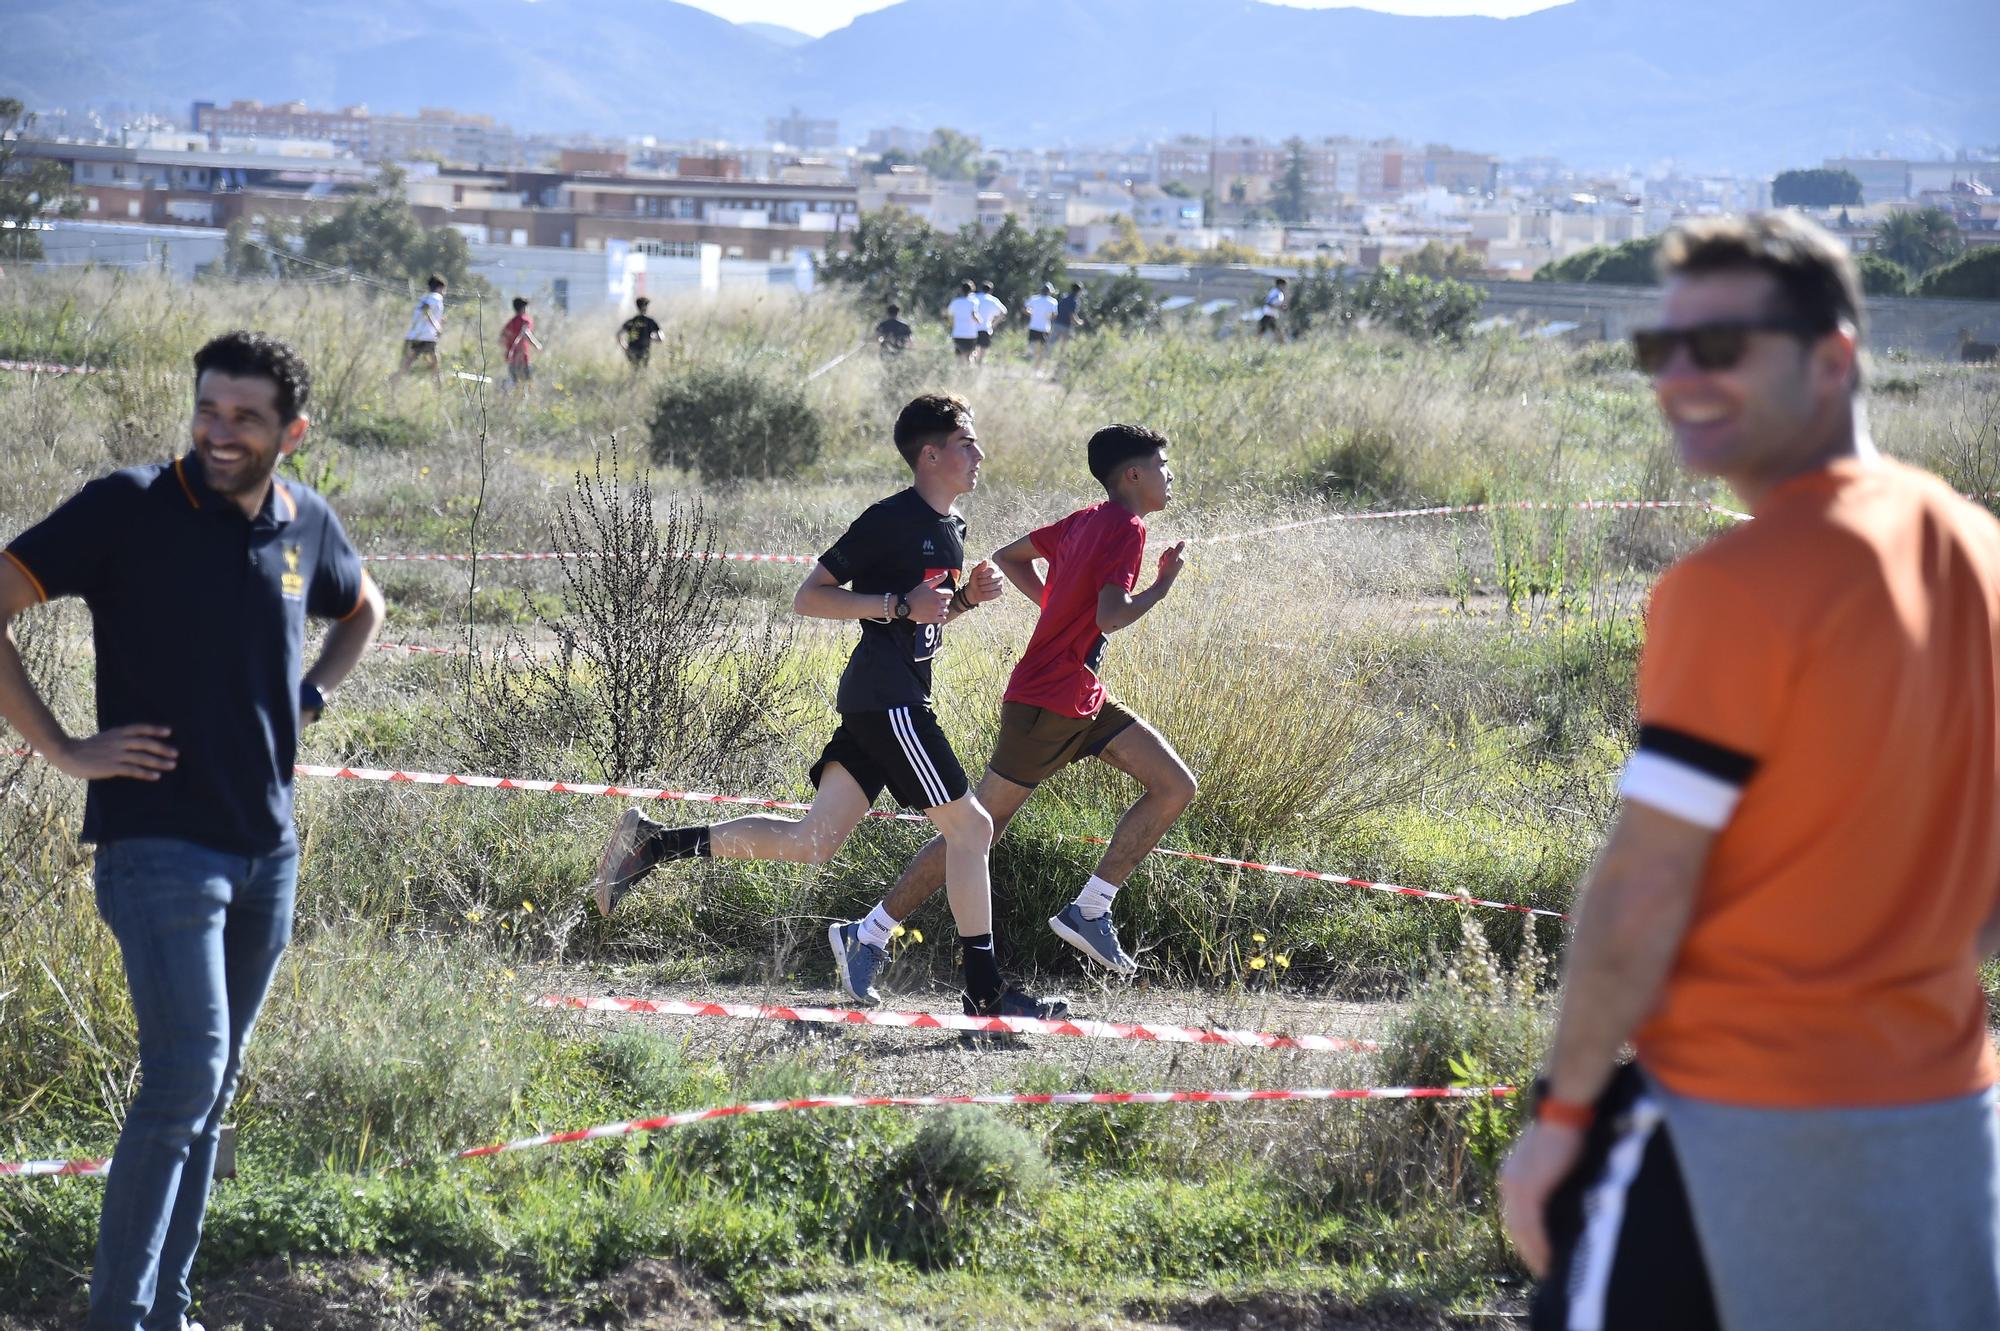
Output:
top-left (0, 331), bottom-right (385, 1331)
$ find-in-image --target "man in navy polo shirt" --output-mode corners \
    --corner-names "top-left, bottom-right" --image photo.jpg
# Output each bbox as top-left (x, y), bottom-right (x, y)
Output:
top-left (0, 330), bottom-right (384, 1331)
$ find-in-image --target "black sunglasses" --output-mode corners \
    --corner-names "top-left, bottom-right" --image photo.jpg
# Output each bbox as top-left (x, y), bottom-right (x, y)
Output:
top-left (1630, 319), bottom-right (1830, 375)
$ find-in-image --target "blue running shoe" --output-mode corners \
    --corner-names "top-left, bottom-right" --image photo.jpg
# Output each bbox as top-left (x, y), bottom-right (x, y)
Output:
top-left (962, 982), bottom-right (1071, 1021)
top-left (828, 920), bottom-right (888, 1006)
top-left (1049, 903), bottom-right (1138, 975)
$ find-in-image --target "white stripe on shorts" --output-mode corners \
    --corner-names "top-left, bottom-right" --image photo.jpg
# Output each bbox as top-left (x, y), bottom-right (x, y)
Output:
top-left (889, 706), bottom-right (950, 807)
top-left (1568, 1093), bottom-right (1664, 1331)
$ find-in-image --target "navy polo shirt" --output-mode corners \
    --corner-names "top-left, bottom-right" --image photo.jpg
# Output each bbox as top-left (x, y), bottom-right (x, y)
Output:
top-left (4, 453), bottom-right (365, 855)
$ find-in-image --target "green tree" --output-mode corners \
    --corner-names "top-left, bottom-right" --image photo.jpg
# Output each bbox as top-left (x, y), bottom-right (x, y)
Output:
top-left (294, 165), bottom-right (483, 292)
top-left (1855, 253), bottom-right (1910, 297)
top-left (1274, 136), bottom-right (1311, 226)
top-left (1288, 257), bottom-right (1484, 342)
top-left (1873, 207), bottom-right (1965, 275)
top-left (920, 128), bottom-right (980, 182)
top-left (1772, 168), bottom-right (1865, 208)
top-left (1916, 247), bottom-right (2000, 300)
top-left (1160, 179), bottom-right (1193, 198)
top-left (1534, 235), bottom-right (1661, 286)
top-left (0, 99), bottom-right (79, 262)
top-left (862, 147), bottom-right (915, 175)
top-left (817, 208), bottom-right (1066, 323)
top-left (1085, 270), bottom-right (1159, 333)
top-left (1095, 213), bottom-right (1148, 264)
top-left (1399, 241), bottom-right (1486, 279)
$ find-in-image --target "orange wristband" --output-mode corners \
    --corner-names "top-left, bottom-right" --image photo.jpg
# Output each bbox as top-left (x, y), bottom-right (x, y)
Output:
top-left (1535, 1094), bottom-right (1596, 1130)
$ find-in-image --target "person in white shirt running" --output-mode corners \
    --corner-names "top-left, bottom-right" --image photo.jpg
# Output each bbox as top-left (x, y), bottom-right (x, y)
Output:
top-left (1024, 282), bottom-right (1060, 363)
top-left (402, 275), bottom-right (446, 378)
top-left (947, 281), bottom-right (982, 360)
top-left (972, 280), bottom-right (1008, 364)
top-left (1257, 277), bottom-right (1288, 343)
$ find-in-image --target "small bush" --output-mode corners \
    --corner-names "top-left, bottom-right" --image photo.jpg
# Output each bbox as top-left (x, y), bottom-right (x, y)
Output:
top-left (853, 1108), bottom-right (1051, 1268)
top-left (646, 365), bottom-right (823, 483)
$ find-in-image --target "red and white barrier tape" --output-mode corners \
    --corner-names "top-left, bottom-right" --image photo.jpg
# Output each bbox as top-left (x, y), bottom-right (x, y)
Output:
top-left (360, 550), bottom-right (815, 565)
top-left (0, 1156), bottom-right (108, 1178)
top-left (288, 762), bottom-right (1555, 920)
top-left (1082, 838), bottom-right (1567, 921)
top-left (1, 1082), bottom-right (1513, 1180)
top-left (356, 497), bottom-right (1751, 567)
top-left (0, 358), bottom-right (103, 376)
top-left (1200, 498), bottom-right (1750, 546)
top-left (451, 1084), bottom-right (1515, 1162)
top-left (539, 993), bottom-right (1378, 1054)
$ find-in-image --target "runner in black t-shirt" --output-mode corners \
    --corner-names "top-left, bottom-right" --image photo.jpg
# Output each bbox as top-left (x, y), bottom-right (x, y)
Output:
top-left (589, 394), bottom-right (1067, 1021)
top-left (875, 302), bottom-right (913, 355)
top-left (618, 297), bottom-right (662, 367)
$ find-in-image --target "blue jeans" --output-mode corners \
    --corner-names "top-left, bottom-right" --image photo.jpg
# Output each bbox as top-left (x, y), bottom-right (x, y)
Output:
top-left (88, 836), bottom-right (297, 1331)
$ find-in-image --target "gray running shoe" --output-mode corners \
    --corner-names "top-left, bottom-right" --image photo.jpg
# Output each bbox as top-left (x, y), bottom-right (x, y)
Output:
top-left (591, 807), bottom-right (663, 917)
top-left (828, 920), bottom-right (888, 1006)
top-left (1049, 903), bottom-right (1138, 975)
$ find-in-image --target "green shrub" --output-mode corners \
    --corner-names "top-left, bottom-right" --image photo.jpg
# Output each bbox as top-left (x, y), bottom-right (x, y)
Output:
top-left (646, 364), bottom-right (823, 482)
top-left (1917, 247), bottom-right (2000, 301)
top-left (853, 1109), bottom-right (1051, 1268)
top-left (1857, 254), bottom-right (1910, 297)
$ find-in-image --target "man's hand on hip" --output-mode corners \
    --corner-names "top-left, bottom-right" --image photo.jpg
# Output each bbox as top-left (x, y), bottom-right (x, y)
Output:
top-left (51, 724), bottom-right (177, 781)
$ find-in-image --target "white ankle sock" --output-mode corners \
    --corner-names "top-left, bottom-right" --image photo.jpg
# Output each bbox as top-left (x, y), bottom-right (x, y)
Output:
top-left (1073, 874), bottom-right (1119, 920)
top-left (856, 902), bottom-right (898, 950)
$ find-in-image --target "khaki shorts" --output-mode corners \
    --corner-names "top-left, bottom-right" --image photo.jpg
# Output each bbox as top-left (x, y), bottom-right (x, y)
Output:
top-left (987, 697), bottom-right (1138, 789)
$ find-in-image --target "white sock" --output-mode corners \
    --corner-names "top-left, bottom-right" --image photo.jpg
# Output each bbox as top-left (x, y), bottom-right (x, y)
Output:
top-left (856, 902), bottom-right (898, 950)
top-left (1073, 874), bottom-right (1119, 921)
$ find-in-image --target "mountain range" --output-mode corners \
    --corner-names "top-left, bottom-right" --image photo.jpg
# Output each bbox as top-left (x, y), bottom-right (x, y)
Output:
top-left (4, 0), bottom-right (1993, 173)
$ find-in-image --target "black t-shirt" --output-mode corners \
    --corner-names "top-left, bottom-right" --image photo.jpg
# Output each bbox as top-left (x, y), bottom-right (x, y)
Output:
top-left (1055, 293), bottom-right (1079, 326)
top-left (4, 455), bottom-right (365, 854)
top-left (621, 314), bottom-right (660, 349)
top-left (875, 317), bottom-right (912, 350)
top-left (818, 487), bottom-right (965, 713)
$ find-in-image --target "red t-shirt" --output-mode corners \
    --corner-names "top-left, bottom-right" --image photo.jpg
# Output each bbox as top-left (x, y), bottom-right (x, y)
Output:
top-left (1004, 501), bottom-right (1146, 717)
top-left (500, 314), bottom-right (534, 364)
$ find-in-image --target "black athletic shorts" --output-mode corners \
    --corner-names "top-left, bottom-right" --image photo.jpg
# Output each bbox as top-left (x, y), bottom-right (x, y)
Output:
top-left (810, 706), bottom-right (970, 811)
top-left (1027, 329), bottom-right (1048, 345)
top-left (405, 339), bottom-right (438, 357)
top-left (976, 330), bottom-right (992, 348)
top-left (625, 344), bottom-right (651, 365)
top-left (953, 337), bottom-right (978, 356)
top-left (1257, 315), bottom-right (1278, 334)
top-left (1530, 1065), bottom-right (1720, 1331)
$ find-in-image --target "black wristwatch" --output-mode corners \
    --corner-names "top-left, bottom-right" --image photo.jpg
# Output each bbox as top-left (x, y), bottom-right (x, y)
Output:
top-left (893, 594), bottom-right (912, 621)
top-left (300, 680), bottom-right (327, 720)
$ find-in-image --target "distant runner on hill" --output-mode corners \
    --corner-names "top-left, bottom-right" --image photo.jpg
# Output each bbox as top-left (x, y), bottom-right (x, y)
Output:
top-left (1023, 282), bottom-right (1060, 362)
top-left (972, 280), bottom-right (1008, 364)
top-left (1051, 281), bottom-right (1084, 346)
top-left (401, 274), bottom-right (446, 377)
top-left (1256, 277), bottom-right (1287, 342)
top-left (876, 301), bottom-right (913, 354)
top-left (947, 281), bottom-right (982, 360)
top-left (498, 296), bottom-right (542, 390)
top-left (618, 297), bottom-right (662, 368)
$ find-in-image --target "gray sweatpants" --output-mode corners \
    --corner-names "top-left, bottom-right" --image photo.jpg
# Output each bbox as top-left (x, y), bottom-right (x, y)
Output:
top-left (1651, 1073), bottom-right (2000, 1331)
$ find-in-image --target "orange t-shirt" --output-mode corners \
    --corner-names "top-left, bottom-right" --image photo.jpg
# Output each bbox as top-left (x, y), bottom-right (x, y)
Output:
top-left (1622, 458), bottom-right (2000, 1108)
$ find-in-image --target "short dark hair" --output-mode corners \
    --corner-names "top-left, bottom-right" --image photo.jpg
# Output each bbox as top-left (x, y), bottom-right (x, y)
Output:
top-left (1069, 282), bottom-right (1082, 293)
top-left (886, 302), bottom-right (901, 316)
top-left (1087, 423), bottom-right (1167, 485)
top-left (511, 296), bottom-right (529, 313)
top-left (1658, 212), bottom-right (1861, 339)
top-left (635, 296), bottom-right (651, 310)
top-left (958, 280), bottom-right (974, 294)
top-left (1274, 277), bottom-right (1288, 287)
top-left (193, 331), bottom-right (311, 424)
top-left (893, 393), bottom-right (972, 467)
top-left (980, 280), bottom-right (995, 292)
top-left (427, 274), bottom-right (446, 291)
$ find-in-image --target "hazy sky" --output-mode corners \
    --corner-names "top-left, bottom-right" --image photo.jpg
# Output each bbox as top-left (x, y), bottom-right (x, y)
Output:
top-left (686, 0), bottom-right (1570, 39)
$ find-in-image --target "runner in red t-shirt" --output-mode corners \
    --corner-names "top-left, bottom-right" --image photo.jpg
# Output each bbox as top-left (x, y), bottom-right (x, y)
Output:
top-left (498, 296), bottom-right (542, 391)
top-left (829, 423), bottom-right (1192, 994)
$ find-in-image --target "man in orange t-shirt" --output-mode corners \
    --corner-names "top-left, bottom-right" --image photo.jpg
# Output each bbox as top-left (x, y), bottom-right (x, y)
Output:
top-left (1501, 213), bottom-right (2000, 1330)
